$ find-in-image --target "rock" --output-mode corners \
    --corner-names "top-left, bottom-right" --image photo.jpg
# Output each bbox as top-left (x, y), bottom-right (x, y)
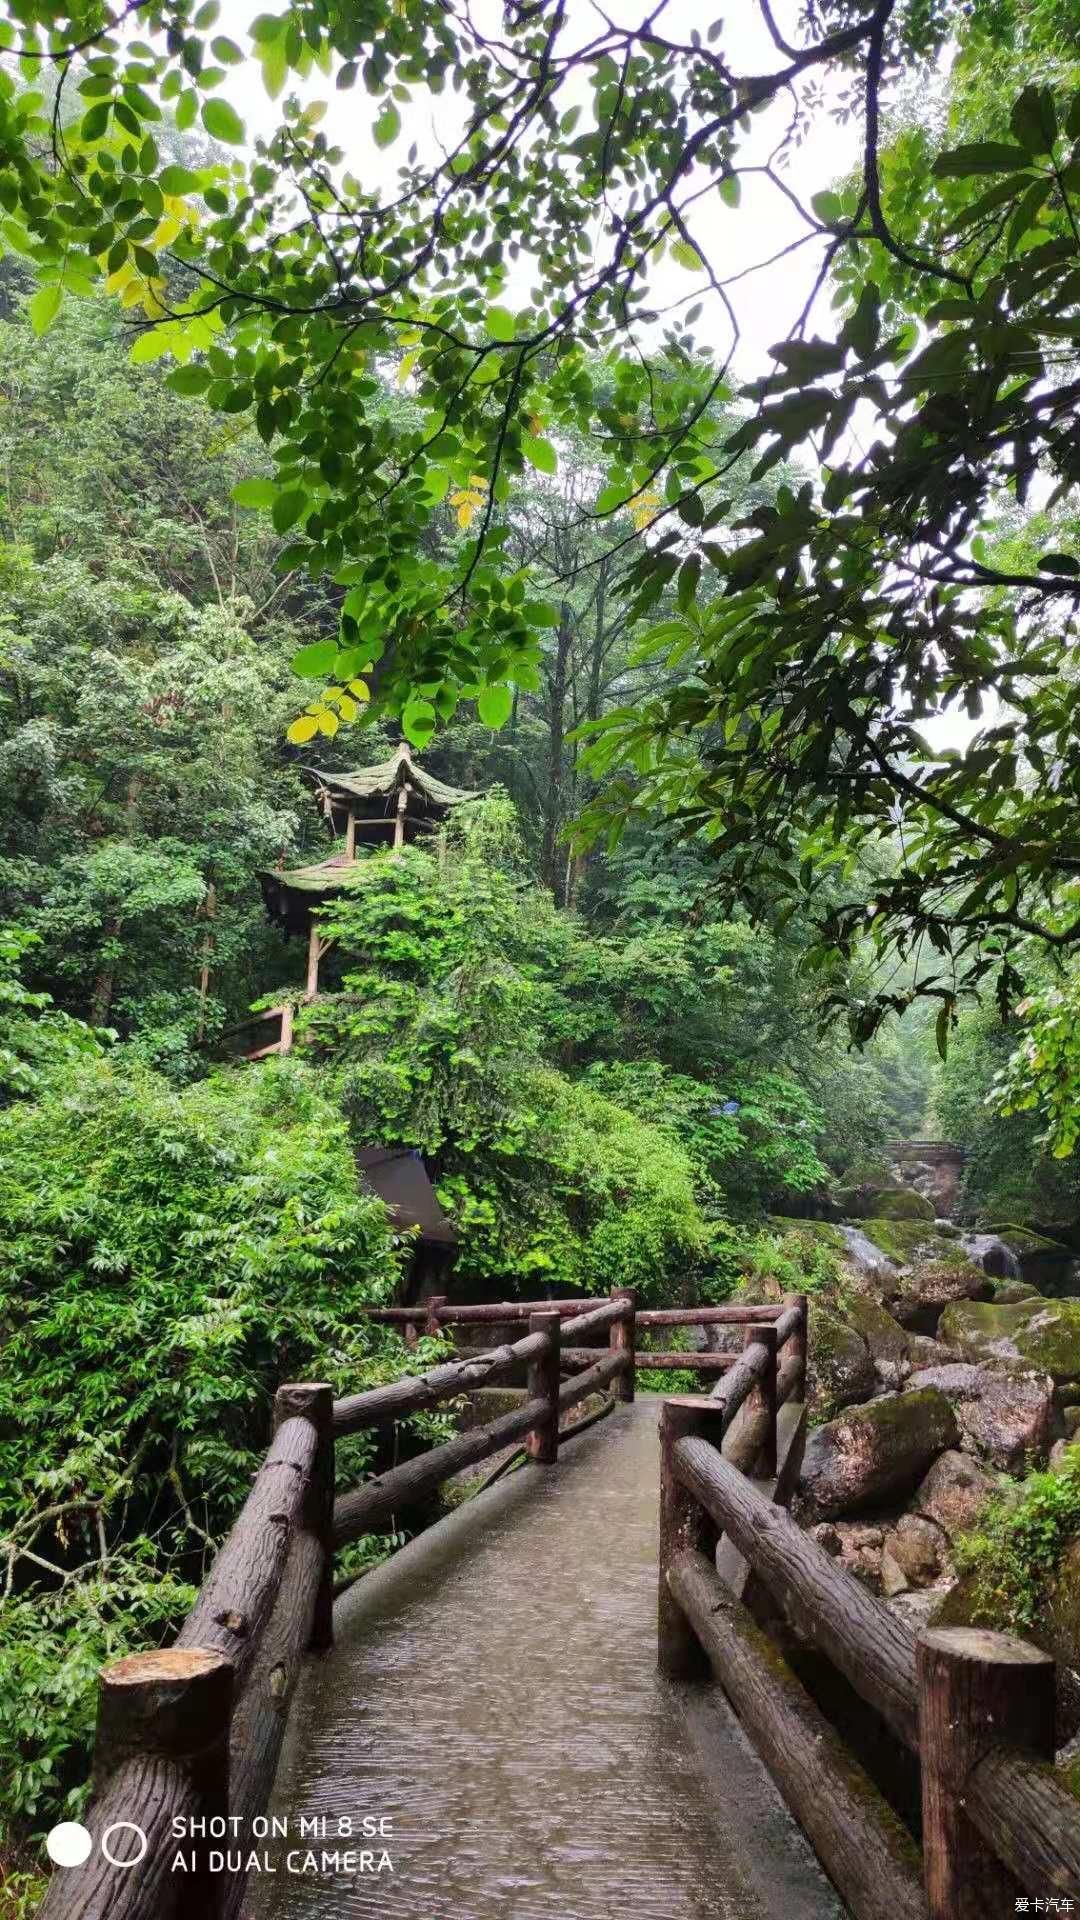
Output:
top-left (1051, 1440), bottom-right (1072, 1471)
top-left (888, 1587), bottom-right (947, 1632)
top-left (796, 1388), bottom-right (960, 1522)
top-left (807, 1303), bottom-right (875, 1415)
top-left (825, 1521), bottom-right (887, 1592)
top-left (933, 1219), bottom-right (962, 1239)
top-left (939, 1297), bottom-right (1080, 1385)
top-left (865, 1187), bottom-right (935, 1221)
top-left (906, 1333), bottom-right (959, 1369)
top-left (885, 1513), bottom-right (945, 1587)
top-left (810, 1523), bottom-right (842, 1556)
top-left (989, 1279), bottom-right (1041, 1304)
top-left (887, 1259), bottom-right (991, 1334)
top-left (912, 1449), bottom-right (998, 1539)
top-left (1063, 1407), bottom-right (1080, 1438)
top-left (905, 1361), bottom-right (1053, 1472)
top-left (880, 1545), bottom-right (909, 1596)
top-left (845, 1293), bottom-right (909, 1362)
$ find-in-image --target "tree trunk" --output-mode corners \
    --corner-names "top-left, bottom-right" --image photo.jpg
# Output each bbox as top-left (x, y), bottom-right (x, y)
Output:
top-left (540, 602), bottom-right (573, 901)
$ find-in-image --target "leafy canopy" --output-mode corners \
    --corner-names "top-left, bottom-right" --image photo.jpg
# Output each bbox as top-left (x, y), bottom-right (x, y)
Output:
top-left (2, 0), bottom-right (1080, 1025)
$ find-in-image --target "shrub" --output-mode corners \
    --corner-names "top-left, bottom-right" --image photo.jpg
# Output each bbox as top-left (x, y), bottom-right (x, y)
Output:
top-left (0, 1054), bottom-right (409, 1849)
top-left (954, 1448), bottom-right (1080, 1632)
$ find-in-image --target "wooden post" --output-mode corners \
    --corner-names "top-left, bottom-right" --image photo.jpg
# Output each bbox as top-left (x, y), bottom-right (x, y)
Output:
top-left (403, 1315), bottom-right (419, 1349)
top-left (274, 1383), bottom-right (335, 1652)
top-left (784, 1290), bottom-right (808, 1401)
top-left (278, 1003), bottom-right (294, 1055)
top-left (344, 810), bottom-right (356, 861)
top-left (393, 783), bottom-right (410, 850)
top-left (744, 1323), bottom-right (778, 1476)
top-left (657, 1395), bottom-right (726, 1679)
top-left (526, 1311), bottom-right (560, 1463)
top-left (609, 1286), bottom-right (635, 1403)
top-left (917, 1625), bottom-right (1056, 1918)
top-left (425, 1293), bottom-right (447, 1337)
top-left (54, 1647), bottom-right (234, 1919)
top-left (305, 923), bottom-right (321, 998)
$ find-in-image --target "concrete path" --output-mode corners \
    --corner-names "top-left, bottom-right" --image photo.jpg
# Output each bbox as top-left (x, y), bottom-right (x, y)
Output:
top-left (254, 1400), bottom-right (843, 1920)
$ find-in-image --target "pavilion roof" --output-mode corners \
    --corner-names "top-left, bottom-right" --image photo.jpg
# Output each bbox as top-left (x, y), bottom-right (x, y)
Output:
top-left (307, 742), bottom-right (479, 811)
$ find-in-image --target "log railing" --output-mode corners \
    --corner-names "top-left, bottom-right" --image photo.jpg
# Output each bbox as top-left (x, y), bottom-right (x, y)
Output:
top-left (39, 1287), bottom-right (806, 1920)
top-left (659, 1393), bottom-right (1080, 1920)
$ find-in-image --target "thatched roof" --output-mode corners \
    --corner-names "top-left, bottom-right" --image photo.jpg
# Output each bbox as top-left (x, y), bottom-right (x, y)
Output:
top-left (307, 742), bottom-right (479, 811)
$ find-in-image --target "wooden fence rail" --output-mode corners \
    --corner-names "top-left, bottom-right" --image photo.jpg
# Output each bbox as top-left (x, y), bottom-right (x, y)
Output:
top-left (39, 1286), bottom-right (807, 1920)
top-left (659, 1391), bottom-right (1080, 1919)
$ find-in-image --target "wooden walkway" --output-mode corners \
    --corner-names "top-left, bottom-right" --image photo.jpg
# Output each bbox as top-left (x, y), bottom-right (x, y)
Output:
top-left (253, 1400), bottom-right (841, 1920)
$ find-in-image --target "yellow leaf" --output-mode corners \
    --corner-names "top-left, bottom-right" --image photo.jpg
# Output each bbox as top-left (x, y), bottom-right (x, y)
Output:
top-left (317, 710), bottom-right (339, 736)
top-left (347, 678), bottom-right (371, 701)
top-left (336, 694), bottom-right (357, 722)
top-left (397, 349), bottom-right (419, 386)
top-left (286, 714), bottom-right (320, 744)
top-left (152, 216), bottom-right (183, 248)
top-left (106, 262), bottom-right (137, 295)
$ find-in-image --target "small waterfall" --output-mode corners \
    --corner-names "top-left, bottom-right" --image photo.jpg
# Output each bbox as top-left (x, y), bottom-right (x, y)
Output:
top-left (837, 1224), bottom-right (901, 1281)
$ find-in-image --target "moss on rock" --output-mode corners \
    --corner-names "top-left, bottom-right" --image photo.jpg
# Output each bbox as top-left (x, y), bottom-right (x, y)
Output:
top-left (859, 1219), bottom-right (970, 1269)
top-left (939, 1298), bottom-right (1080, 1383)
top-left (865, 1187), bottom-right (935, 1222)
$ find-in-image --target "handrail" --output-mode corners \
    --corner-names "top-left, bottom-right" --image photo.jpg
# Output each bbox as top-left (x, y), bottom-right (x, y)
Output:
top-left (660, 1383), bottom-right (1080, 1918)
top-left (40, 1286), bottom-right (805, 1920)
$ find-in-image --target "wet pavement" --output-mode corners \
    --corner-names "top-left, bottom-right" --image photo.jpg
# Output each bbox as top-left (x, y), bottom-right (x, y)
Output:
top-left (253, 1400), bottom-right (842, 1920)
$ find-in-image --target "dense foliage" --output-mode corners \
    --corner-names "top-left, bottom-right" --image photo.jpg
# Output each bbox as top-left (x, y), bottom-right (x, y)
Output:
top-left (4, 0), bottom-right (1080, 1902)
top-left (0, 1053), bottom-right (423, 1858)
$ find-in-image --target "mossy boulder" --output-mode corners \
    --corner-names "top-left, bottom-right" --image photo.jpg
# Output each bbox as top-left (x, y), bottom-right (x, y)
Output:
top-left (887, 1259), bottom-right (992, 1335)
top-left (905, 1361), bottom-right (1053, 1472)
top-left (796, 1388), bottom-right (960, 1521)
top-left (858, 1218), bottom-right (972, 1269)
top-left (988, 1278), bottom-right (1041, 1305)
top-left (845, 1293), bottom-right (909, 1363)
top-left (939, 1298), bottom-right (1080, 1385)
top-left (807, 1302), bottom-right (874, 1417)
top-left (864, 1186), bottom-right (935, 1222)
top-left (767, 1216), bottom-right (847, 1250)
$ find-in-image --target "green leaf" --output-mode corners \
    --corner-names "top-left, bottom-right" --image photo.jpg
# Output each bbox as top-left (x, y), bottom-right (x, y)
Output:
top-left (28, 284), bottom-right (61, 335)
top-left (272, 489), bottom-right (308, 533)
top-left (291, 640), bottom-right (338, 679)
top-left (477, 684), bottom-right (513, 729)
top-left (485, 305), bottom-right (515, 341)
top-left (811, 189), bottom-right (843, 224)
top-left (402, 695), bottom-right (436, 747)
top-left (522, 434), bottom-right (557, 475)
top-left (1010, 85), bottom-right (1057, 155)
top-left (374, 103), bottom-right (401, 149)
top-left (718, 174), bottom-right (741, 209)
top-left (935, 1003), bottom-right (951, 1062)
top-left (159, 165), bottom-right (201, 194)
top-left (596, 482), bottom-right (629, 514)
top-left (1037, 552), bottom-right (1079, 575)
top-left (201, 98), bottom-right (245, 145)
top-left (932, 141), bottom-right (1033, 178)
top-left (671, 238), bottom-right (702, 271)
top-left (167, 364), bottom-right (212, 395)
top-left (231, 476), bottom-right (277, 508)
top-left (523, 600), bottom-right (558, 627)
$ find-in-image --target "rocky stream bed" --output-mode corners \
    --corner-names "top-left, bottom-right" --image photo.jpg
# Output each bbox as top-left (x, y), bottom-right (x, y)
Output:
top-left (713, 1149), bottom-right (1080, 1750)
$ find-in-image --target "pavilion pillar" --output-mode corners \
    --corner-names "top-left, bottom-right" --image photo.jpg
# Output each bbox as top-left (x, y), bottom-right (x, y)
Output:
top-left (306, 924), bottom-right (321, 998)
top-left (344, 811), bottom-right (356, 861)
top-left (393, 784), bottom-right (411, 851)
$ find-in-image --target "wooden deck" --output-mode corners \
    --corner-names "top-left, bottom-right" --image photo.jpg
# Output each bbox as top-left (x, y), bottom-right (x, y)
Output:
top-left (252, 1401), bottom-right (841, 1920)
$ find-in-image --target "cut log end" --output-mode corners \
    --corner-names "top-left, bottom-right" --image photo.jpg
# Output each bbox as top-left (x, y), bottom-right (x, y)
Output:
top-left (103, 1648), bottom-right (232, 1688)
top-left (919, 1625), bottom-right (1055, 1669)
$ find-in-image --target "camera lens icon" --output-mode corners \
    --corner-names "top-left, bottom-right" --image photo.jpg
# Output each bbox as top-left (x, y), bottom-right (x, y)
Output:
top-left (47, 1820), bottom-right (148, 1869)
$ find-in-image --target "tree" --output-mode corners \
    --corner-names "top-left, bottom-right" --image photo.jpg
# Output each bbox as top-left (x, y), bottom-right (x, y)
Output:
top-left (2, 2), bottom-right (1078, 1029)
